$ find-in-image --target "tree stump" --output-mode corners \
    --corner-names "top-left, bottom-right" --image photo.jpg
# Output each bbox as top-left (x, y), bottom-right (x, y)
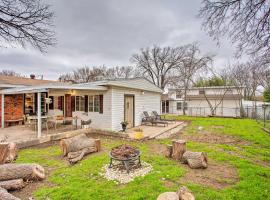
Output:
top-left (0, 179), bottom-right (25, 191)
top-left (177, 186), bottom-right (195, 200)
top-left (165, 145), bottom-right (173, 158)
top-left (0, 187), bottom-right (21, 200)
top-left (0, 144), bottom-right (8, 164)
top-left (182, 151), bottom-right (208, 169)
top-left (171, 140), bottom-right (186, 161)
top-left (0, 143), bottom-right (18, 164)
top-left (0, 164), bottom-right (45, 181)
top-left (157, 192), bottom-right (179, 200)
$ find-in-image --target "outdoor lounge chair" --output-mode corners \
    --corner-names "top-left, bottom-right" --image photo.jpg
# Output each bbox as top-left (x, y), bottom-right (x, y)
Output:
top-left (142, 111), bottom-right (168, 127)
top-left (152, 111), bottom-right (175, 123)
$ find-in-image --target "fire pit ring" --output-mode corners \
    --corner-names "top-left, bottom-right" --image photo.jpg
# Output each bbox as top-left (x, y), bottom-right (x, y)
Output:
top-left (109, 150), bottom-right (141, 173)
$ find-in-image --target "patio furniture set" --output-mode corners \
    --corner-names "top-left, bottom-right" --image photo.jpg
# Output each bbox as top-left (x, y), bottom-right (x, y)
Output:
top-left (141, 111), bottom-right (175, 127)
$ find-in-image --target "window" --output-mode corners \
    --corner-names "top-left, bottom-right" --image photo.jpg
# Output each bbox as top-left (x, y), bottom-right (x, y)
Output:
top-left (88, 95), bottom-right (101, 112)
top-left (184, 102), bottom-right (188, 110)
top-left (176, 92), bottom-right (182, 99)
top-left (75, 96), bottom-right (85, 111)
top-left (199, 90), bottom-right (205, 95)
top-left (177, 102), bottom-right (182, 110)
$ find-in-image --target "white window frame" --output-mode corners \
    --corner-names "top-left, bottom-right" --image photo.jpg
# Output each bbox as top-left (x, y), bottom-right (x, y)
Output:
top-left (88, 95), bottom-right (100, 113)
top-left (75, 96), bottom-right (85, 112)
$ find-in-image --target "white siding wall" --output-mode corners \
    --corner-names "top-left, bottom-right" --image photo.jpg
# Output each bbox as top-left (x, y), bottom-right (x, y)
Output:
top-left (111, 87), bottom-right (161, 131)
top-left (72, 90), bottom-right (112, 130)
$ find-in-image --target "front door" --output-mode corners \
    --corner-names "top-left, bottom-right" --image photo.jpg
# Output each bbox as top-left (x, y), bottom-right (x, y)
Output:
top-left (124, 95), bottom-right (134, 128)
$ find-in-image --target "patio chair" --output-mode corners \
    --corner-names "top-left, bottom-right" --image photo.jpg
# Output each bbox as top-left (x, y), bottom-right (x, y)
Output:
top-left (152, 111), bottom-right (175, 123)
top-left (142, 111), bottom-right (168, 127)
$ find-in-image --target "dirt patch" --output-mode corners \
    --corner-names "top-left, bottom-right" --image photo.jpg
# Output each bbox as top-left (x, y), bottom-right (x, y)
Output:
top-left (180, 160), bottom-right (238, 189)
top-left (180, 132), bottom-right (250, 146)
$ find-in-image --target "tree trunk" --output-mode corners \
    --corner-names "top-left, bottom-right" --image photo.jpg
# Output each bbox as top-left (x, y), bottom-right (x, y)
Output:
top-left (59, 134), bottom-right (98, 156)
top-left (0, 164), bottom-right (45, 181)
top-left (165, 145), bottom-right (173, 158)
top-left (0, 187), bottom-right (20, 200)
top-left (68, 146), bottom-right (97, 164)
top-left (0, 143), bottom-right (18, 164)
top-left (0, 144), bottom-right (8, 164)
top-left (0, 179), bottom-right (25, 191)
top-left (177, 186), bottom-right (195, 200)
top-left (182, 151), bottom-right (208, 169)
top-left (171, 140), bottom-right (186, 161)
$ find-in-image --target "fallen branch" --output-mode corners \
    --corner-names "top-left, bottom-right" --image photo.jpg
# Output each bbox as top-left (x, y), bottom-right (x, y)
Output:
top-left (68, 146), bottom-right (97, 164)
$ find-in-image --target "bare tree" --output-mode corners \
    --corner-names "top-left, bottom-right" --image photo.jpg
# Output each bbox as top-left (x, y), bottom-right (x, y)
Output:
top-left (131, 46), bottom-right (188, 90)
top-left (0, 69), bottom-right (22, 77)
top-left (58, 66), bottom-right (136, 83)
top-left (199, 0), bottom-right (270, 59)
top-left (0, 0), bottom-right (55, 52)
top-left (176, 43), bottom-right (212, 115)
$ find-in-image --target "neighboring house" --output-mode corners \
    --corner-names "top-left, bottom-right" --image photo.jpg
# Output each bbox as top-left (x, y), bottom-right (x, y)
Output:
top-left (0, 78), bottom-right (162, 135)
top-left (162, 86), bottom-right (243, 117)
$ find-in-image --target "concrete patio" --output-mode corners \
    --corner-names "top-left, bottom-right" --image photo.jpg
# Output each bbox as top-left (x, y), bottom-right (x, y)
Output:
top-left (127, 121), bottom-right (187, 139)
top-left (0, 124), bottom-right (77, 143)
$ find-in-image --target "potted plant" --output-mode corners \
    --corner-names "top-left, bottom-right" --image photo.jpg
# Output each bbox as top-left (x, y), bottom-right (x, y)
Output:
top-left (120, 121), bottom-right (129, 132)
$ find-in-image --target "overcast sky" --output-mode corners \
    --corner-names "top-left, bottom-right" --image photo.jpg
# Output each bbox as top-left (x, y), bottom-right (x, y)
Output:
top-left (0, 0), bottom-right (239, 80)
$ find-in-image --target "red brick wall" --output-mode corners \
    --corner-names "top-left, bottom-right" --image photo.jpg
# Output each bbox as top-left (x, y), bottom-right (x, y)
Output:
top-left (0, 94), bottom-right (24, 127)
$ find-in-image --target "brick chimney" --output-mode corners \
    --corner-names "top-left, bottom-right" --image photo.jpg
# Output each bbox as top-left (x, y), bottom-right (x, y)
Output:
top-left (30, 74), bottom-right (35, 79)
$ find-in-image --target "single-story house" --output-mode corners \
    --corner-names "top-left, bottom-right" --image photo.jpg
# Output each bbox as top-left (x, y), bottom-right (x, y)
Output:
top-left (0, 77), bottom-right (163, 136)
top-left (162, 86), bottom-right (243, 117)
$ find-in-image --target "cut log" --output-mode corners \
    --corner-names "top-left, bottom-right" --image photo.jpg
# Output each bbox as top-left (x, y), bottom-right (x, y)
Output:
top-left (59, 134), bottom-right (99, 156)
top-left (0, 143), bottom-right (18, 164)
top-left (0, 164), bottom-right (45, 181)
top-left (0, 179), bottom-right (25, 191)
top-left (0, 143), bottom-right (8, 164)
top-left (68, 146), bottom-right (97, 164)
top-left (177, 186), bottom-right (195, 200)
top-left (165, 145), bottom-right (173, 158)
top-left (182, 151), bottom-right (208, 169)
top-left (171, 140), bottom-right (186, 161)
top-left (0, 187), bottom-right (21, 200)
top-left (157, 192), bottom-right (179, 200)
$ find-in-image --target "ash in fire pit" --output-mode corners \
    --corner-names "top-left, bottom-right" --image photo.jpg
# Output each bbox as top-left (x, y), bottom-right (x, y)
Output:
top-left (109, 144), bottom-right (141, 173)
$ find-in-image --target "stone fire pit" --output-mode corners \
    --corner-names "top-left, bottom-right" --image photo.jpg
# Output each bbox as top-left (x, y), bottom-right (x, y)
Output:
top-left (100, 144), bottom-right (152, 184)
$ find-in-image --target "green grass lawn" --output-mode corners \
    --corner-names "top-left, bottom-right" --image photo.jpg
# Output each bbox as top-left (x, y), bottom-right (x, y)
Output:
top-left (16, 116), bottom-right (270, 200)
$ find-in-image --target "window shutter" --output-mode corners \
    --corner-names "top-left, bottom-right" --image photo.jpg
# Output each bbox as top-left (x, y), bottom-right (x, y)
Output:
top-left (71, 96), bottom-right (75, 112)
top-left (85, 95), bottom-right (88, 112)
top-left (49, 96), bottom-right (54, 110)
top-left (99, 95), bottom-right (103, 114)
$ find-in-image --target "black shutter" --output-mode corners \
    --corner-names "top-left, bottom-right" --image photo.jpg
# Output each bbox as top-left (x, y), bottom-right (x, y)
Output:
top-left (34, 93), bottom-right (37, 115)
top-left (71, 96), bottom-right (75, 112)
top-left (99, 95), bottom-right (103, 114)
top-left (49, 96), bottom-right (54, 110)
top-left (85, 95), bottom-right (88, 112)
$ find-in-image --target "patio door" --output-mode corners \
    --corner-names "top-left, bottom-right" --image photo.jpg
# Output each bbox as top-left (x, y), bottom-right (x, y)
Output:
top-left (124, 95), bottom-right (134, 128)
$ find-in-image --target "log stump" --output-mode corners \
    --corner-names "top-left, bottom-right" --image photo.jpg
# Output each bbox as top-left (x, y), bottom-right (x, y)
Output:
top-left (60, 134), bottom-right (101, 164)
top-left (182, 151), bottom-right (208, 169)
top-left (0, 164), bottom-right (45, 181)
top-left (177, 186), bottom-right (195, 200)
top-left (0, 143), bottom-right (18, 164)
top-left (171, 140), bottom-right (186, 161)
top-left (165, 145), bottom-right (173, 158)
top-left (0, 179), bottom-right (25, 191)
top-left (157, 192), bottom-right (179, 200)
top-left (0, 187), bottom-right (20, 200)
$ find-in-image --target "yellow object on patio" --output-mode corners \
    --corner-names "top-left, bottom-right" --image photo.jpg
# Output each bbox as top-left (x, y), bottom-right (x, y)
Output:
top-left (134, 128), bottom-right (143, 139)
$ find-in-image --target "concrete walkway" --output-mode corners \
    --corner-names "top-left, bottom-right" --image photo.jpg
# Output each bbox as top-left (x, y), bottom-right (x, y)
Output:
top-left (127, 121), bottom-right (186, 139)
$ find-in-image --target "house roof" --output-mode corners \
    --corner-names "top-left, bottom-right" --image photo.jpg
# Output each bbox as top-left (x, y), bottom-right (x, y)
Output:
top-left (168, 86), bottom-right (244, 91)
top-left (0, 83), bottom-right (108, 94)
top-left (0, 75), bottom-right (57, 87)
top-left (77, 78), bottom-right (163, 93)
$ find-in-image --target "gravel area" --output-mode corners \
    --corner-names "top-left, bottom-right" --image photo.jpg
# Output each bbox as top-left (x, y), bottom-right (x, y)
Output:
top-left (100, 161), bottom-right (152, 184)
